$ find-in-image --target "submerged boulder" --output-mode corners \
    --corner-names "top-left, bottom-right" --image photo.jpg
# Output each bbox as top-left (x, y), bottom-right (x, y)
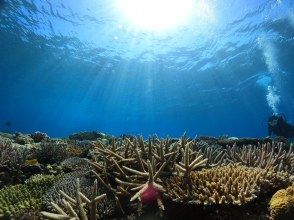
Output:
top-left (29, 131), bottom-right (49, 143)
top-left (13, 132), bottom-right (34, 145)
top-left (68, 131), bottom-right (112, 141)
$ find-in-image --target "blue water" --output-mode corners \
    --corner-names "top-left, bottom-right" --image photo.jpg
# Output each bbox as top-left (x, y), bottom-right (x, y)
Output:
top-left (0, 0), bottom-right (293, 138)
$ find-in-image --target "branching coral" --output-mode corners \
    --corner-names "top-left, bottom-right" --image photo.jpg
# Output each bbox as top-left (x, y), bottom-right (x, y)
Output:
top-left (165, 164), bottom-right (290, 206)
top-left (43, 171), bottom-right (116, 219)
top-left (43, 172), bottom-right (94, 211)
top-left (88, 136), bottom-right (184, 211)
top-left (175, 140), bottom-right (208, 177)
top-left (192, 140), bottom-right (228, 167)
top-left (115, 159), bottom-right (166, 210)
top-left (35, 135), bottom-right (292, 218)
top-left (41, 178), bottom-right (107, 220)
top-left (226, 142), bottom-right (294, 174)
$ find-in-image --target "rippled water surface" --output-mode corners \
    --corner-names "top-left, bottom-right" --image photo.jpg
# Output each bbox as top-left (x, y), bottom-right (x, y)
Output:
top-left (0, 0), bottom-right (293, 137)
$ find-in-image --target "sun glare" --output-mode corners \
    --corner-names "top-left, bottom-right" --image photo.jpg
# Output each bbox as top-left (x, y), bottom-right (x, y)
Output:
top-left (115, 0), bottom-right (196, 32)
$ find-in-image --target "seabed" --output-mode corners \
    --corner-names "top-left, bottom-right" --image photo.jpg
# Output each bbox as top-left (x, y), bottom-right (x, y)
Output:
top-left (0, 131), bottom-right (293, 220)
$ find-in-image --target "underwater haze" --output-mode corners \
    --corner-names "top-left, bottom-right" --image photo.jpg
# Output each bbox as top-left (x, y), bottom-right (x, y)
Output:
top-left (0, 0), bottom-right (294, 138)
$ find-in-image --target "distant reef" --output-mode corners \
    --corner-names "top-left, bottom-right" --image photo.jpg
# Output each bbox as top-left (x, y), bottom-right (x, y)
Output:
top-left (0, 131), bottom-right (293, 220)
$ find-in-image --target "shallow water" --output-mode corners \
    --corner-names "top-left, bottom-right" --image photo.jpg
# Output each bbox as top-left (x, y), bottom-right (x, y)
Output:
top-left (0, 0), bottom-right (293, 137)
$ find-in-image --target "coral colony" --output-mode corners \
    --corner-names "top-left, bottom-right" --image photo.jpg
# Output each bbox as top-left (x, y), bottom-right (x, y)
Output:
top-left (0, 131), bottom-right (293, 219)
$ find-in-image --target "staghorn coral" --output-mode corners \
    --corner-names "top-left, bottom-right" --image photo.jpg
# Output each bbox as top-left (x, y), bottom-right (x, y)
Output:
top-left (192, 140), bottom-right (228, 167)
top-left (38, 136), bottom-right (292, 217)
top-left (41, 178), bottom-right (107, 220)
top-left (226, 142), bottom-right (294, 174)
top-left (43, 172), bottom-right (94, 211)
top-left (43, 171), bottom-right (116, 218)
top-left (165, 164), bottom-right (290, 206)
top-left (270, 184), bottom-right (294, 220)
top-left (0, 174), bottom-right (58, 219)
top-left (175, 140), bottom-right (208, 177)
top-left (88, 136), bottom-right (184, 212)
top-left (91, 135), bottom-right (180, 174)
top-left (114, 159), bottom-right (166, 210)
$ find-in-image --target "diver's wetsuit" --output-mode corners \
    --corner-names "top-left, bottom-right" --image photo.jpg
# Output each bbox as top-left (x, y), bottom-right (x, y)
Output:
top-left (268, 115), bottom-right (294, 138)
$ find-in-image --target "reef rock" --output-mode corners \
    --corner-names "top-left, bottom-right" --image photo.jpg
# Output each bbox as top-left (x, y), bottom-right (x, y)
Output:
top-left (68, 131), bottom-right (111, 141)
top-left (29, 131), bottom-right (49, 143)
top-left (13, 132), bottom-right (34, 145)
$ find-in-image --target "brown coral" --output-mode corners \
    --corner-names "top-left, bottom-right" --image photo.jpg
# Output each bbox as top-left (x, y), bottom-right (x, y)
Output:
top-left (192, 140), bottom-right (228, 167)
top-left (226, 142), bottom-right (294, 174)
top-left (165, 164), bottom-right (290, 206)
top-left (0, 140), bottom-right (27, 187)
top-left (270, 184), bottom-right (294, 220)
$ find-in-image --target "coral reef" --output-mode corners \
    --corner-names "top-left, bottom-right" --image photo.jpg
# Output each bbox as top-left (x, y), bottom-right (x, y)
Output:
top-left (41, 178), bottom-right (107, 220)
top-left (29, 131), bottom-right (49, 143)
top-left (61, 157), bottom-right (92, 172)
top-left (226, 142), bottom-right (294, 173)
top-left (13, 132), bottom-right (34, 145)
top-left (165, 164), bottom-right (290, 206)
top-left (0, 131), bottom-right (293, 219)
top-left (0, 174), bottom-right (59, 219)
top-left (192, 140), bottom-right (228, 167)
top-left (25, 173), bottom-right (62, 187)
top-left (66, 140), bottom-right (94, 157)
top-left (270, 184), bottom-right (294, 220)
top-left (43, 171), bottom-right (93, 211)
top-left (68, 131), bottom-right (112, 141)
top-left (0, 140), bottom-right (27, 187)
top-left (41, 178), bottom-right (117, 220)
top-left (115, 159), bottom-right (166, 210)
top-left (42, 171), bottom-right (116, 218)
top-left (36, 140), bottom-right (69, 164)
top-left (175, 139), bottom-right (208, 177)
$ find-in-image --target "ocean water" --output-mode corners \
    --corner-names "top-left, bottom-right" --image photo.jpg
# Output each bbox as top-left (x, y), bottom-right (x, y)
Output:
top-left (0, 0), bottom-right (293, 138)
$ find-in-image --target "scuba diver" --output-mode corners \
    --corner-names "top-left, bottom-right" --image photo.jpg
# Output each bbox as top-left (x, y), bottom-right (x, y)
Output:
top-left (268, 114), bottom-right (294, 138)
